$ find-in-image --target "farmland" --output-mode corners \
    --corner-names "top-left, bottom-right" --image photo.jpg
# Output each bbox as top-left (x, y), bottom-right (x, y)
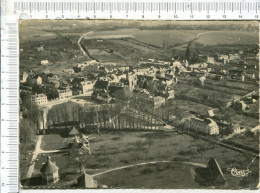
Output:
top-left (194, 31), bottom-right (259, 45)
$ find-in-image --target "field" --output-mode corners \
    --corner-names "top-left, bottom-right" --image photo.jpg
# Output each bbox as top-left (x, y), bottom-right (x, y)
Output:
top-left (28, 130), bottom-right (259, 188)
top-left (194, 31), bottom-right (259, 45)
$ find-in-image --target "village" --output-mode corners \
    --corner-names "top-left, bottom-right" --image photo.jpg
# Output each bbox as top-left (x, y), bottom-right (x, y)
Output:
top-left (19, 21), bottom-right (259, 189)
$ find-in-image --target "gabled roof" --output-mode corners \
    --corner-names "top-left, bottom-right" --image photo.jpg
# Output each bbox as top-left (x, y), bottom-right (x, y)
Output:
top-left (69, 127), bottom-right (79, 135)
top-left (40, 156), bottom-right (59, 174)
top-left (94, 80), bottom-right (109, 89)
top-left (208, 157), bottom-right (225, 181)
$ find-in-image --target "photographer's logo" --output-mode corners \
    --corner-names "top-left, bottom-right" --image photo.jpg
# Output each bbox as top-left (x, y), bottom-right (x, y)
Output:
top-left (227, 167), bottom-right (251, 177)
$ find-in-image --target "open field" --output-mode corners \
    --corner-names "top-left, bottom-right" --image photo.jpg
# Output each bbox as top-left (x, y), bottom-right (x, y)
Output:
top-left (24, 128), bottom-right (258, 188)
top-left (83, 28), bottom-right (205, 48)
top-left (194, 31), bottom-right (259, 45)
top-left (95, 162), bottom-right (201, 188)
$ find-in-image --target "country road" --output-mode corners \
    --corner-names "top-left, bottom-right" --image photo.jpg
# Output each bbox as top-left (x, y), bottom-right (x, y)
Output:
top-left (92, 160), bottom-right (207, 177)
top-left (26, 135), bottom-right (43, 179)
top-left (78, 31), bottom-right (93, 57)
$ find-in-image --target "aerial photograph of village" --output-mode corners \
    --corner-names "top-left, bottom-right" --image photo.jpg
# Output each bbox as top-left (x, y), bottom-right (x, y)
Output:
top-left (19, 20), bottom-right (259, 189)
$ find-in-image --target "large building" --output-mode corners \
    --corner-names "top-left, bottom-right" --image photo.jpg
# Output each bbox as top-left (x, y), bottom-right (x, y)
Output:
top-left (31, 94), bottom-right (48, 105)
top-left (185, 117), bottom-right (219, 135)
top-left (79, 81), bottom-right (94, 94)
top-left (58, 89), bottom-right (72, 99)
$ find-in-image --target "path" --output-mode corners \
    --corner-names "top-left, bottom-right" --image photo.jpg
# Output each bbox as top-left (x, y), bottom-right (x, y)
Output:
top-left (92, 160), bottom-right (206, 177)
top-left (26, 135), bottom-right (43, 179)
top-left (78, 31), bottom-right (93, 56)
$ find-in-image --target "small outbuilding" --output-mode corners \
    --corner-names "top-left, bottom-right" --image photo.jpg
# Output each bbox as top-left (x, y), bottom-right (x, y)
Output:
top-left (40, 156), bottom-right (59, 184)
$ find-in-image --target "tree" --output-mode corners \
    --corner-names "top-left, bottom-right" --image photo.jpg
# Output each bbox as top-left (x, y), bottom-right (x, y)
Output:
top-left (186, 44), bottom-right (191, 63)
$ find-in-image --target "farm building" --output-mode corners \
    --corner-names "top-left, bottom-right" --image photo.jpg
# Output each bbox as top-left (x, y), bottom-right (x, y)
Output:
top-left (40, 156), bottom-right (59, 184)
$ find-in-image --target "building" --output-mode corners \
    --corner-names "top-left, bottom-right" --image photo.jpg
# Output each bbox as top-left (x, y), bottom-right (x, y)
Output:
top-left (40, 60), bottom-right (49, 65)
top-left (92, 80), bottom-right (112, 102)
top-left (185, 117), bottom-right (219, 135)
top-left (245, 73), bottom-right (255, 79)
top-left (37, 46), bottom-right (44, 51)
top-left (207, 57), bottom-right (215, 63)
top-left (167, 90), bottom-right (175, 99)
top-left (149, 96), bottom-right (165, 109)
top-left (69, 127), bottom-right (80, 137)
top-left (77, 173), bottom-right (97, 188)
top-left (58, 89), bottom-right (72, 99)
top-left (40, 156), bottom-right (59, 184)
top-left (208, 158), bottom-right (225, 185)
top-left (37, 76), bottom-right (42, 85)
top-left (20, 71), bottom-right (29, 83)
top-left (79, 81), bottom-right (94, 94)
top-left (31, 94), bottom-right (48, 105)
top-left (229, 53), bottom-right (240, 60)
top-left (93, 80), bottom-right (109, 94)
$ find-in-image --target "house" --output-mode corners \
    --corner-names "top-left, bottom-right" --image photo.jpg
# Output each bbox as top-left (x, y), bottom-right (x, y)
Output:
top-left (185, 117), bottom-right (219, 135)
top-left (208, 158), bottom-right (225, 185)
top-left (31, 94), bottom-right (48, 105)
top-left (77, 173), bottom-right (97, 188)
top-left (36, 46), bottom-right (44, 51)
top-left (92, 80), bottom-right (112, 102)
top-left (231, 100), bottom-right (247, 111)
top-left (167, 90), bottom-right (175, 99)
top-left (58, 89), bottom-right (72, 99)
top-left (229, 53), bottom-right (240, 60)
top-left (245, 73), bottom-right (255, 79)
top-left (37, 76), bottom-right (42, 85)
top-left (207, 57), bottom-right (215, 63)
top-left (151, 96), bottom-right (165, 109)
top-left (63, 68), bottom-right (74, 74)
top-left (40, 60), bottom-right (49, 65)
top-left (20, 71), bottom-right (28, 83)
top-left (69, 127), bottom-right (80, 137)
top-left (93, 80), bottom-right (109, 94)
top-left (108, 82), bottom-right (124, 96)
top-left (40, 156), bottom-right (59, 184)
top-left (79, 81), bottom-right (94, 94)
top-left (199, 76), bottom-right (206, 86)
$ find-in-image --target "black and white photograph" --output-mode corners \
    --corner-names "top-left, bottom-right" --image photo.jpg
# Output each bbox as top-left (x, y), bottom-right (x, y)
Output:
top-left (19, 20), bottom-right (259, 189)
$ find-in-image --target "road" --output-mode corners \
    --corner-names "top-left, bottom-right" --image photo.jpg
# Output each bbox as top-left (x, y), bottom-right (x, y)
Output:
top-left (92, 160), bottom-right (206, 177)
top-left (26, 135), bottom-right (43, 179)
top-left (78, 31), bottom-right (93, 56)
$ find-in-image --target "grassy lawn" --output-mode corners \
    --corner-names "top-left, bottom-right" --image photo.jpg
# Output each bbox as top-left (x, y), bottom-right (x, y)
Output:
top-left (41, 134), bottom-right (72, 151)
top-left (94, 162), bottom-right (201, 189)
top-left (84, 130), bottom-right (258, 188)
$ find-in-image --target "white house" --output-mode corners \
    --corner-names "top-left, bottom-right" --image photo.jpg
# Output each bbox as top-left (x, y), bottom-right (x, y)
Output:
top-left (79, 81), bottom-right (94, 94)
top-left (40, 60), bottom-right (49, 65)
top-left (37, 76), bottom-right (42, 85)
top-left (31, 94), bottom-right (48, 105)
top-left (58, 89), bottom-right (72, 99)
